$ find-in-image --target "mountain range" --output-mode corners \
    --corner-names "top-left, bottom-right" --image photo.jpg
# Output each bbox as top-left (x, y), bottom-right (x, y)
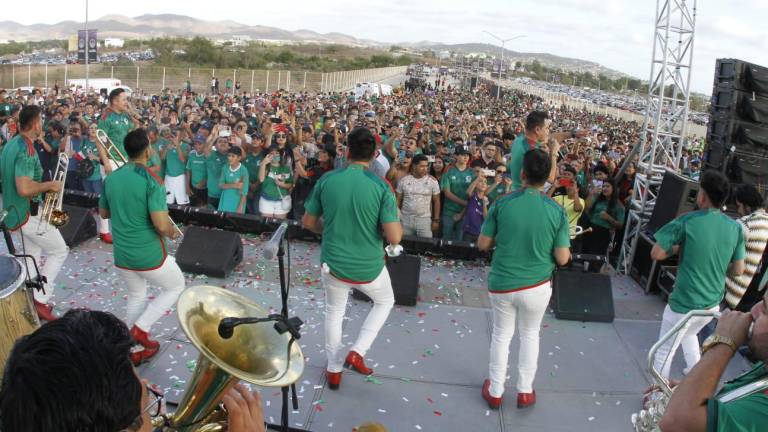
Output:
top-left (0, 14), bottom-right (627, 78)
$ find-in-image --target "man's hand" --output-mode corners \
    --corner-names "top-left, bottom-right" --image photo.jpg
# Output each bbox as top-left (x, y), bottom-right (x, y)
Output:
top-left (715, 310), bottom-right (753, 349)
top-left (600, 211), bottom-right (611, 221)
top-left (547, 138), bottom-right (561, 155)
top-left (46, 180), bottom-right (64, 193)
top-left (431, 220), bottom-right (440, 232)
top-left (221, 384), bottom-right (265, 432)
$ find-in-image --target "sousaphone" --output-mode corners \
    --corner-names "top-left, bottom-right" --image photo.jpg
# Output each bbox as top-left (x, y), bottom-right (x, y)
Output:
top-left (153, 285), bottom-right (304, 431)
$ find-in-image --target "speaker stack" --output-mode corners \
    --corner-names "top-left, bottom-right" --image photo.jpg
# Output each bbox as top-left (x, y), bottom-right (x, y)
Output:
top-left (706, 59), bottom-right (768, 194)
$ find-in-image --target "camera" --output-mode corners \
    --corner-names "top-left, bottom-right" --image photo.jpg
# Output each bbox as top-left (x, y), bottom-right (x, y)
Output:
top-left (219, 126), bottom-right (231, 137)
top-left (481, 168), bottom-right (496, 177)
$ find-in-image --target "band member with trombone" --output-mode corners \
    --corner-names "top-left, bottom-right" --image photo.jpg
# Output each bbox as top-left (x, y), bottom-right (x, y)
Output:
top-left (477, 149), bottom-right (571, 410)
top-left (650, 171), bottom-right (745, 380)
top-left (98, 88), bottom-right (139, 164)
top-left (0, 105), bottom-right (69, 322)
top-left (98, 128), bottom-right (185, 365)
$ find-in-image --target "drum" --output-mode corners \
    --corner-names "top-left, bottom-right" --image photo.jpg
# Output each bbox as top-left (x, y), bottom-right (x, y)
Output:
top-left (0, 256), bottom-right (40, 371)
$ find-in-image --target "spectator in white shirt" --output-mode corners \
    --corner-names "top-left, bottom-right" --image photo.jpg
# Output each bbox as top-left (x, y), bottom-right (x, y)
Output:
top-left (396, 154), bottom-right (441, 238)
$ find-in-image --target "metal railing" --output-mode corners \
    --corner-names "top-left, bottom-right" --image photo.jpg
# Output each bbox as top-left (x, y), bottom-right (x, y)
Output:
top-left (0, 64), bottom-right (407, 95)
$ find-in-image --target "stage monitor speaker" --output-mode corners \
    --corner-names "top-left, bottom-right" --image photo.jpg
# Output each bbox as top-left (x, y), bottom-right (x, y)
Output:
top-left (176, 226), bottom-right (243, 278)
top-left (647, 170), bottom-right (699, 234)
top-left (58, 204), bottom-right (97, 248)
top-left (353, 254), bottom-right (421, 307)
top-left (552, 268), bottom-right (614, 322)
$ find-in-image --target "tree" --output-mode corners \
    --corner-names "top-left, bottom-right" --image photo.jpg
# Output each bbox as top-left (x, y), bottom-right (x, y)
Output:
top-left (184, 37), bottom-right (216, 65)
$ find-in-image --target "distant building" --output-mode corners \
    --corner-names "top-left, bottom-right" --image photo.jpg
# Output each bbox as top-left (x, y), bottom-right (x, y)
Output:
top-left (229, 35), bottom-right (252, 47)
top-left (438, 50), bottom-right (451, 60)
top-left (105, 38), bottom-right (125, 48)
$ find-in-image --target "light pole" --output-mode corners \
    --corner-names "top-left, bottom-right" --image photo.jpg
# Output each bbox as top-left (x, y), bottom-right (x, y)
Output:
top-left (85, 0), bottom-right (89, 93)
top-left (483, 31), bottom-right (526, 98)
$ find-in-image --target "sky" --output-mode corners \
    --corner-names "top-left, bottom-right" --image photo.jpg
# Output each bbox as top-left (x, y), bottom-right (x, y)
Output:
top-left (3, 0), bottom-right (767, 94)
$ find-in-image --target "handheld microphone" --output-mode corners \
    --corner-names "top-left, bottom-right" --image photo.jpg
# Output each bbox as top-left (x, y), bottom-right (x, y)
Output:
top-left (263, 222), bottom-right (289, 260)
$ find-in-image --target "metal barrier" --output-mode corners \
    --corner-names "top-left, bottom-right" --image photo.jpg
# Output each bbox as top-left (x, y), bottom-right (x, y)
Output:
top-left (0, 64), bottom-right (407, 95)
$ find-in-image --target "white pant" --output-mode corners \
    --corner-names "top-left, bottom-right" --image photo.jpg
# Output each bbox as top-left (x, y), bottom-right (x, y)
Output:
top-left (322, 264), bottom-right (395, 373)
top-left (118, 255), bottom-right (186, 332)
top-left (488, 282), bottom-right (552, 397)
top-left (259, 196), bottom-right (292, 216)
top-left (17, 215), bottom-right (69, 303)
top-left (653, 304), bottom-right (719, 379)
top-left (165, 174), bottom-right (190, 205)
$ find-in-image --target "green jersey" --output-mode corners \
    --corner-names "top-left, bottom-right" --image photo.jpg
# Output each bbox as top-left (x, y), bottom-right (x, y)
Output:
top-left (164, 142), bottom-right (190, 177)
top-left (304, 164), bottom-right (399, 282)
top-left (260, 164), bottom-right (293, 201)
top-left (589, 200), bottom-right (626, 229)
top-left (706, 362), bottom-right (768, 432)
top-left (218, 163), bottom-right (249, 213)
top-left (507, 134), bottom-right (542, 190)
top-left (79, 138), bottom-right (103, 181)
top-left (98, 163), bottom-right (169, 270)
top-left (0, 135), bottom-right (43, 230)
top-left (206, 151), bottom-right (228, 198)
top-left (97, 109), bottom-right (133, 161)
top-left (655, 208), bottom-right (746, 313)
top-left (440, 165), bottom-right (476, 216)
top-left (186, 150), bottom-right (207, 187)
top-left (481, 188), bottom-right (571, 292)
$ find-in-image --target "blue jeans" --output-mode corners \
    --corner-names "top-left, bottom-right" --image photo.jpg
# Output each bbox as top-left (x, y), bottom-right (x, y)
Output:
top-left (441, 213), bottom-right (463, 240)
top-left (82, 179), bottom-right (103, 194)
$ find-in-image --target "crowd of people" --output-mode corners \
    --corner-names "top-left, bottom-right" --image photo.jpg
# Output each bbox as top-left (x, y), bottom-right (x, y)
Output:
top-left (1, 75), bottom-right (764, 432)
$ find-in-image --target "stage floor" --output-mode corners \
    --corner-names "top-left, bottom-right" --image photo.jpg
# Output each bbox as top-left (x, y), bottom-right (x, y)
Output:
top-left (5, 233), bottom-right (753, 432)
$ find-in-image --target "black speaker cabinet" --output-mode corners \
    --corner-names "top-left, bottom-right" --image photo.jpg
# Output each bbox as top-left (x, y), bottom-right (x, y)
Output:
top-left (647, 170), bottom-right (700, 234)
top-left (58, 204), bottom-right (97, 247)
top-left (175, 226), bottom-right (243, 278)
top-left (553, 268), bottom-right (614, 323)
top-left (353, 254), bottom-right (421, 307)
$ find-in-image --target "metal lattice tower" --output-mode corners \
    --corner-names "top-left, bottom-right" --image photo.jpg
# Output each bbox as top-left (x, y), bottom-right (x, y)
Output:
top-left (619, 0), bottom-right (697, 274)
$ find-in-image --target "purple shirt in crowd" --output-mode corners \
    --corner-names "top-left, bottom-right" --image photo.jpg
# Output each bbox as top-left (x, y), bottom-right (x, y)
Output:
top-left (462, 192), bottom-right (486, 236)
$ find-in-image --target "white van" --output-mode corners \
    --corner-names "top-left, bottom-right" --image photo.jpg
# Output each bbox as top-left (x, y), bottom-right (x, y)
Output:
top-left (67, 78), bottom-right (133, 97)
top-left (354, 82), bottom-right (381, 100)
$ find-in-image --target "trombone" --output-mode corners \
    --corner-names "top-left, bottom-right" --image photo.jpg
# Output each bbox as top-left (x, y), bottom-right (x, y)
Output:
top-left (37, 153), bottom-right (70, 235)
top-left (95, 129), bottom-right (184, 239)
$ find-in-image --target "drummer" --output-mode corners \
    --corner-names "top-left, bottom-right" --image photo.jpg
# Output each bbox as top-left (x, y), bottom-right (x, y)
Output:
top-left (0, 105), bottom-right (69, 322)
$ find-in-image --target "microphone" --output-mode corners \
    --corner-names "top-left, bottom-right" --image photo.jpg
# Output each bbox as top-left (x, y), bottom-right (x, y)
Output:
top-left (218, 317), bottom-right (239, 339)
top-left (263, 222), bottom-right (289, 260)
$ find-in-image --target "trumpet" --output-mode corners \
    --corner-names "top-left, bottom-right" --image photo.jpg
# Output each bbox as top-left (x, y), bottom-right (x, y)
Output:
top-left (37, 153), bottom-right (70, 234)
top-left (151, 285), bottom-right (304, 431)
top-left (95, 129), bottom-right (184, 239)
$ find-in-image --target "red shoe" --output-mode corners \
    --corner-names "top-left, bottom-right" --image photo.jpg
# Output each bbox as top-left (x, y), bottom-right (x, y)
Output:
top-left (326, 371), bottom-right (342, 390)
top-left (482, 379), bottom-right (503, 409)
top-left (130, 325), bottom-right (160, 350)
top-left (517, 390), bottom-right (536, 408)
top-left (100, 233), bottom-right (113, 244)
top-left (34, 301), bottom-right (57, 322)
top-left (130, 346), bottom-right (159, 366)
top-left (345, 351), bottom-right (373, 375)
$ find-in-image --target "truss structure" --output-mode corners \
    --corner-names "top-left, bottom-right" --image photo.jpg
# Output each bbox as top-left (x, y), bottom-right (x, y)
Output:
top-left (619, 0), bottom-right (697, 275)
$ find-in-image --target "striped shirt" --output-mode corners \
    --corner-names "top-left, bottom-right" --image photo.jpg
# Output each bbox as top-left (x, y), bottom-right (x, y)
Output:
top-left (725, 209), bottom-right (768, 308)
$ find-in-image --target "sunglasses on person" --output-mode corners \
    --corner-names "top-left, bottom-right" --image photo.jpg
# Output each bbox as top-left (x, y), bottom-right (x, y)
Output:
top-left (275, 133), bottom-right (287, 138)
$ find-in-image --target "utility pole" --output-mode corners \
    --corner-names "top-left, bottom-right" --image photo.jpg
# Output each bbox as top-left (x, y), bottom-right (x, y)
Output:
top-left (85, 0), bottom-right (89, 92)
top-left (482, 31), bottom-right (526, 99)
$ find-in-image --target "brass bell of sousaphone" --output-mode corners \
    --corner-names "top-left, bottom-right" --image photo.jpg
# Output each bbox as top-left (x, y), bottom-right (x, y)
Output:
top-left (154, 285), bottom-right (304, 432)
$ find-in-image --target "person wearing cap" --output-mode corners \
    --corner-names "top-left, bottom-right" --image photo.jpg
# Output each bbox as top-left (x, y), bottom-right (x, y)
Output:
top-left (218, 146), bottom-right (249, 214)
top-left (186, 134), bottom-right (208, 208)
top-left (160, 128), bottom-right (190, 205)
top-left (302, 127), bottom-right (402, 391)
top-left (204, 128), bottom-right (230, 209)
top-left (440, 145), bottom-right (476, 240)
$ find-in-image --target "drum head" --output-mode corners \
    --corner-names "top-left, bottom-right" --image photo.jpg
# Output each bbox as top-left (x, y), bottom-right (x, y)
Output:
top-left (0, 256), bottom-right (23, 299)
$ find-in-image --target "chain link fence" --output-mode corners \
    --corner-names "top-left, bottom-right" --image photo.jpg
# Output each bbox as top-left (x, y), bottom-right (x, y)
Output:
top-left (0, 64), bottom-right (407, 95)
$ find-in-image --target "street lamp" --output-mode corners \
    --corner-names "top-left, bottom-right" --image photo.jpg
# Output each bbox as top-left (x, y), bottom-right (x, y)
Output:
top-left (482, 31), bottom-right (526, 98)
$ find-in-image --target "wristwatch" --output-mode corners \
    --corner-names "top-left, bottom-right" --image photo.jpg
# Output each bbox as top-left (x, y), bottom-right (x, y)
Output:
top-left (701, 334), bottom-right (737, 355)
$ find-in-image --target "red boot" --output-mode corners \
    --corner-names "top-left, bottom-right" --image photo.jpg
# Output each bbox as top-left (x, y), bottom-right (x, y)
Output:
top-left (326, 371), bottom-right (342, 390)
top-left (482, 379), bottom-right (503, 409)
top-left (130, 346), bottom-right (159, 366)
top-left (34, 301), bottom-right (57, 322)
top-left (100, 233), bottom-right (113, 244)
top-left (130, 325), bottom-right (160, 350)
top-left (517, 390), bottom-right (536, 408)
top-left (345, 351), bottom-right (373, 375)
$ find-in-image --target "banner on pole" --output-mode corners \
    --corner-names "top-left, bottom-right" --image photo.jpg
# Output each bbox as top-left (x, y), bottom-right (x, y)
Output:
top-left (77, 30), bottom-right (98, 63)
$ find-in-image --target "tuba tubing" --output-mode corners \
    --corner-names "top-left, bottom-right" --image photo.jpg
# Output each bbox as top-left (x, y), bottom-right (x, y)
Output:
top-left (37, 153), bottom-right (70, 234)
